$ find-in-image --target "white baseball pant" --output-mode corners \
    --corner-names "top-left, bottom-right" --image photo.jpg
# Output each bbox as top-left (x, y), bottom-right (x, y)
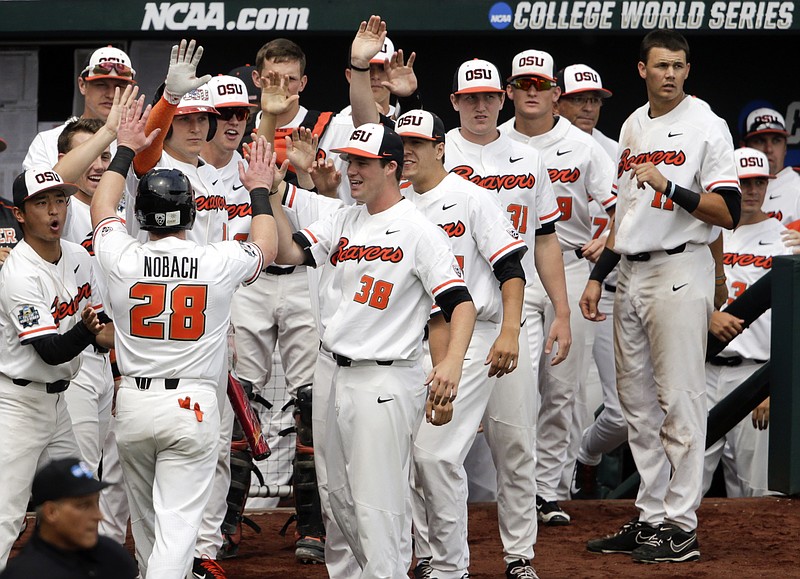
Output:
top-left (0, 375), bottom-right (80, 569)
top-left (98, 416), bottom-right (131, 543)
top-left (703, 360), bottom-right (770, 497)
top-left (615, 245), bottom-right (713, 532)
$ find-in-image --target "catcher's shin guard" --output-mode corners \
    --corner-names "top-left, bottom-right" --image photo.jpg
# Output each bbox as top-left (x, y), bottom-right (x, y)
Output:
top-left (293, 384), bottom-right (325, 563)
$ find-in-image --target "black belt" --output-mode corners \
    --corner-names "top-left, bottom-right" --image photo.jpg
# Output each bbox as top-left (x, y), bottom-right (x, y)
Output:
top-left (12, 378), bottom-right (70, 393)
top-left (333, 353), bottom-right (394, 367)
top-left (134, 377), bottom-right (180, 390)
top-left (604, 283), bottom-right (617, 293)
top-left (263, 265), bottom-right (296, 276)
top-left (625, 243), bottom-right (687, 262)
top-left (709, 355), bottom-right (766, 367)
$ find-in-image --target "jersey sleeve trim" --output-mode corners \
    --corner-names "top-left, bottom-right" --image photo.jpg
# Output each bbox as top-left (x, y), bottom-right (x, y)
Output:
top-left (431, 278), bottom-right (467, 296)
top-left (600, 195), bottom-right (617, 208)
top-left (300, 228), bottom-right (319, 244)
top-left (242, 242), bottom-right (264, 286)
top-left (20, 325), bottom-right (58, 341)
top-left (92, 216), bottom-right (124, 248)
top-left (489, 239), bottom-right (526, 264)
top-left (285, 184), bottom-right (298, 209)
top-left (707, 179), bottom-right (740, 191)
top-left (540, 208), bottom-right (561, 224)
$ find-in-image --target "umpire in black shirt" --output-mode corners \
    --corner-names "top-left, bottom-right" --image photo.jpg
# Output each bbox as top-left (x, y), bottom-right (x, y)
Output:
top-left (0, 457), bottom-right (137, 579)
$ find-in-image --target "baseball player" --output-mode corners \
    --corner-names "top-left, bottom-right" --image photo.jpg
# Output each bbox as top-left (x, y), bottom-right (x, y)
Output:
top-left (741, 107), bottom-right (800, 228)
top-left (24, 46), bottom-right (136, 170)
top-left (555, 65), bottom-right (624, 500)
top-left (387, 107), bottom-right (538, 579)
top-left (443, 57), bottom-right (570, 578)
top-left (0, 167), bottom-right (112, 569)
top-left (268, 122), bottom-right (476, 579)
top-left (89, 97), bottom-right (277, 579)
top-left (580, 30), bottom-right (741, 563)
top-left (0, 138), bottom-right (23, 264)
top-left (702, 147), bottom-right (789, 497)
top-left (499, 51), bottom-right (616, 522)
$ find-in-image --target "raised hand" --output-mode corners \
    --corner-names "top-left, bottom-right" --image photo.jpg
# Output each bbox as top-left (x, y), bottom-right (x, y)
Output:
top-left (351, 15), bottom-right (387, 69)
top-left (383, 49), bottom-right (418, 97)
top-left (259, 71), bottom-right (299, 116)
top-left (104, 84), bottom-right (139, 136)
top-left (164, 39), bottom-right (212, 103)
top-left (285, 128), bottom-right (319, 174)
top-left (239, 136), bottom-right (277, 192)
top-left (309, 158), bottom-right (341, 198)
top-left (117, 96), bottom-right (160, 153)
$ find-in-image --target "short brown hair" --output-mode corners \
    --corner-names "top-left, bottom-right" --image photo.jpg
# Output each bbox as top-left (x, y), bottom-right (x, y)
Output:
top-left (57, 118), bottom-right (104, 154)
top-left (254, 38), bottom-right (306, 75)
top-left (639, 30), bottom-right (690, 64)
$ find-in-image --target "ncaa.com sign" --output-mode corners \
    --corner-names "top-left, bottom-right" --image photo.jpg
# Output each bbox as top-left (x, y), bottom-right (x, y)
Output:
top-left (141, 2), bottom-right (309, 31)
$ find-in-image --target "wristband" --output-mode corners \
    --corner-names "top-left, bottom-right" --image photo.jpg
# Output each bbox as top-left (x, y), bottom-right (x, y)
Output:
top-left (588, 247), bottom-right (621, 283)
top-left (250, 188), bottom-right (274, 217)
top-left (107, 146), bottom-right (135, 177)
top-left (162, 89), bottom-right (182, 105)
top-left (664, 180), bottom-right (701, 213)
top-left (349, 62), bottom-right (370, 72)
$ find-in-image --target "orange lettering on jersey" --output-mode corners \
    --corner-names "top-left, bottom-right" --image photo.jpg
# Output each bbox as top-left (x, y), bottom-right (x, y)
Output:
top-left (195, 195), bottom-right (227, 212)
top-left (227, 202), bottom-right (252, 220)
top-left (439, 221), bottom-right (466, 238)
top-left (450, 166), bottom-right (536, 192)
top-left (617, 148), bottom-right (686, 179)
top-left (722, 252), bottom-right (772, 270)
top-left (51, 282), bottom-right (92, 326)
top-left (766, 210), bottom-right (783, 222)
top-left (330, 237), bottom-right (404, 266)
top-left (548, 167), bottom-right (581, 184)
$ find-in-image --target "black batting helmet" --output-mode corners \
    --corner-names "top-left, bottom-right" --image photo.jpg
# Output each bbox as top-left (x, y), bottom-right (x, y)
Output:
top-left (135, 168), bottom-right (196, 231)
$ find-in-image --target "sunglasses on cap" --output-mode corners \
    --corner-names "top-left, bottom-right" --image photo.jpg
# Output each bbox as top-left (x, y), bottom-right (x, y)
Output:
top-left (83, 61), bottom-right (134, 79)
top-left (217, 107), bottom-right (250, 122)
top-left (508, 77), bottom-right (556, 92)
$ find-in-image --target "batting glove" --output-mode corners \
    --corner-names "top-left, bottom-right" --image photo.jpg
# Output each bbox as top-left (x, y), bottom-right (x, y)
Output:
top-left (163, 39), bottom-right (212, 104)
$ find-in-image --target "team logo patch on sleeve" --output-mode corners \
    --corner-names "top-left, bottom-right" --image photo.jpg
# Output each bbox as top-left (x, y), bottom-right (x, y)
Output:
top-left (506, 226), bottom-right (520, 239)
top-left (99, 225), bottom-right (114, 237)
top-left (18, 305), bottom-right (40, 328)
top-left (239, 241), bottom-right (258, 257)
top-left (453, 263), bottom-right (464, 278)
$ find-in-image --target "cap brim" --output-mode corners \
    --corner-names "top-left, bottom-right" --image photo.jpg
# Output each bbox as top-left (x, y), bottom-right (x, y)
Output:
top-left (454, 86), bottom-right (504, 95)
top-left (738, 172), bottom-right (776, 180)
top-left (507, 73), bottom-right (557, 83)
top-left (84, 74), bottom-right (136, 83)
top-left (175, 106), bottom-right (219, 116)
top-left (21, 183), bottom-right (79, 206)
top-left (397, 131), bottom-right (438, 141)
top-left (216, 101), bottom-right (258, 109)
top-left (562, 87), bottom-right (612, 98)
top-left (745, 128), bottom-right (788, 140)
top-left (331, 146), bottom-right (383, 159)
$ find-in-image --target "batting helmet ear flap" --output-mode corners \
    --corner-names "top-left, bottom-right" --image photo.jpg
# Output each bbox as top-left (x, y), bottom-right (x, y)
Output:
top-left (152, 82), bottom-right (166, 107)
top-left (207, 115), bottom-right (217, 141)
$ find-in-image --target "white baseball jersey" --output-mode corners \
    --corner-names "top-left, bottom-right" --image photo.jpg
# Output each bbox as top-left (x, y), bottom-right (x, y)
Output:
top-left (0, 239), bottom-right (102, 383)
top-left (500, 116), bottom-right (617, 251)
top-left (63, 196), bottom-right (96, 252)
top-left (443, 128), bottom-right (560, 282)
top-left (405, 172), bottom-right (526, 323)
top-left (720, 217), bottom-right (791, 361)
top-left (592, 128), bottom-right (619, 161)
top-left (613, 96), bottom-right (739, 255)
top-left (92, 216), bottom-right (262, 381)
top-left (24, 119), bottom-right (120, 171)
top-left (297, 198), bottom-right (467, 362)
top-left (761, 167), bottom-right (800, 226)
top-left (213, 150), bottom-right (251, 242)
top-left (125, 151), bottom-right (228, 245)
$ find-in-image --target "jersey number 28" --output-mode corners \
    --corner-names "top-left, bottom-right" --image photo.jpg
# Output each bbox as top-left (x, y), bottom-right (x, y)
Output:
top-left (130, 282), bottom-right (208, 341)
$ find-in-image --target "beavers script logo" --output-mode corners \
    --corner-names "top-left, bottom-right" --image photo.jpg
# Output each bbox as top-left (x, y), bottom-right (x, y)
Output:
top-left (617, 148), bottom-right (686, 178)
top-left (722, 252), bottom-right (772, 270)
top-left (330, 237), bottom-right (404, 266)
top-left (51, 283), bottom-right (92, 326)
top-left (439, 221), bottom-right (466, 238)
top-left (450, 165), bottom-right (536, 192)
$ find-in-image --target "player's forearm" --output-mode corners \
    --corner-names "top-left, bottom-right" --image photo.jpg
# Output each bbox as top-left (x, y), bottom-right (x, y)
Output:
top-left (53, 126), bottom-right (116, 182)
top-left (269, 184), bottom-right (306, 265)
top-left (250, 214), bottom-right (278, 266)
top-left (133, 97), bottom-right (175, 176)
top-left (427, 313), bottom-right (450, 367)
top-left (257, 111), bottom-right (278, 147)
top-left (96, 322), bottom-right (115, 350)
top-left (349, 67), bottom-right (381, 127)
top-left (443, 300), bottom-right (477, 364)
top-left (499, 277), bottom-right (524, 336)
top-left (534, 233), bottom-right (571, 318)
top-left (691, 192), bottom-right (736, 229)
top-left (91, 170), bottom-right (127, 228)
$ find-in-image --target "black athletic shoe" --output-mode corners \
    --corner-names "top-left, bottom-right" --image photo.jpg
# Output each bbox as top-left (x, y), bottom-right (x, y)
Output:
top-left (295, 535), bottom-right (325, 564)
top-left (631, 523), bottom-right (700, 563)
top-left (535, 495), bottom-right (570, 526)
top-left (412, 559), bottom-right (433, 579)
top-left (505, 559), bottom-right (540, 578)
top-left (586, 518), bottom-right (658, 554)
top-left (192, 556), bottom-right (227, 579)
top-left (571, 460), bottom-right (600, 500)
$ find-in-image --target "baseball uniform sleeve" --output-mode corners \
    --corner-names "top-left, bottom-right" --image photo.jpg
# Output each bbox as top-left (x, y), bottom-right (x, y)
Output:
top-left (3, 279), bottom-right (59, 345)
top-left (469, 188), bottom-right (527, 266)
top-left (535, 157), bottom-right (561, 229)
top-left (214, 240), bottom-right (264, 286)
top-left (586, 142), bottom-right (617, 213)
top-left (296, 208), bottom-right (341, 267)
top-left (701, 118), bottom-right (740, 193)
top-left (415, 224), bottom-right (469, 303)
top-left (92, 216), bottom-right (141, 277)
top-left (283, 183), bottom-right (345, 231)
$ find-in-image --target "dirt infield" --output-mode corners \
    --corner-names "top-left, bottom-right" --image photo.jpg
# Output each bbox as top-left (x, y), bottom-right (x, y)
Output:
top-left (12, 497), bottom-right (798, 577)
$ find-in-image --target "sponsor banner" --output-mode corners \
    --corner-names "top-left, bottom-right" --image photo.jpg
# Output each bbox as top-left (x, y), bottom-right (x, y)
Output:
top-left (0, 1), bottom-right (796, 32)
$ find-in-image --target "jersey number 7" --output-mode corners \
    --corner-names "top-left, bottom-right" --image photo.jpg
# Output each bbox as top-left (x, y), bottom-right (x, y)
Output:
top-left (130, 282), bottom-right (208, 340)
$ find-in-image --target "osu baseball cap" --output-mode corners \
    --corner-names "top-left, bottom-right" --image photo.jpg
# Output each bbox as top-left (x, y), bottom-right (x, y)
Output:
top-left (735, 147), bottom-right (774, 180)
top-left (227, 64), bottom-right (260, 105)
top-left (207, 75), bottom-right (255, 109)
top-left (558, 64), bottom-right (612, 98)
top-left (395, 110), bottom-right (446, 142)
top-left (332, 123), bottom-right (404, 166)
top-left (508, 49), bottom-right (556, 82)
top-left (744, 107), bottom-right (788, 140)
top-left (452, 59), bottom-right (504, 95)
top-left (81, 46), bottom-right (136, 82)
top-left (13, 168), bottom-right (79, 208)
top-left (32, 457), bottom-right (111, 507)
top-left (175, 85), bottom-right (219, 116)
top-left (371, 36), bottom-right (395, 64)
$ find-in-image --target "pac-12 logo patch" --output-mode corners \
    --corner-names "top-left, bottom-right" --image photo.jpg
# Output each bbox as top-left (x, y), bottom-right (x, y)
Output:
top-left (488, 2), bottom-right (513, 29)
top-left (239, 241), bottom-right (258, 257)
top-left (18, 305), bottom-right (40, 328)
